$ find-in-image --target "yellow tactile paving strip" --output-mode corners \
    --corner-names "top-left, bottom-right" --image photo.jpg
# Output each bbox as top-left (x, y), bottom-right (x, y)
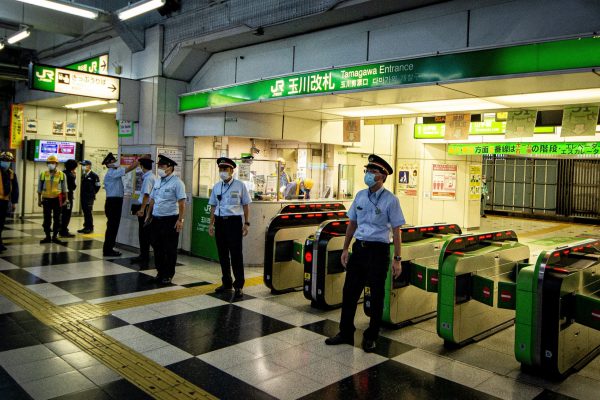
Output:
top-left (516, 223), bottom-right (573, 238)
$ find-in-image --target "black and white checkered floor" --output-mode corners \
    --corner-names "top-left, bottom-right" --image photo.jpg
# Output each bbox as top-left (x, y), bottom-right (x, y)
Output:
top-left (0, 215), bottom-right (599, 399)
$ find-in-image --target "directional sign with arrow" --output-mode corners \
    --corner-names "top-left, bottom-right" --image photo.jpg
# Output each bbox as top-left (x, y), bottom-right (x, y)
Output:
top-left (31, 64), bottom-right (120, 100)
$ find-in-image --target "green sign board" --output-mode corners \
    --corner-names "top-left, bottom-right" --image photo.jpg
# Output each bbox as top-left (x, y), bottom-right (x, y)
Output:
top-left (191, 197), bottom-right (219, 261)
top-left (118, 121), bottom-right (134, 137)
top-left (448, 142), bottom-right (600, 156)
top-left (414, 122), bottom-right (554, 138)
top-left (30, 64), bottom-right (120, 100)
top-left (65, 54), bottom-right (109, 74)
top-left (179, 37), bottom-right (600, 113)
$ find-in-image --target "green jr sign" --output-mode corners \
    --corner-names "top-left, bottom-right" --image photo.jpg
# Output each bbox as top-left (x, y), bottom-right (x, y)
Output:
top-left (179, 37), bottom-right (600, 113)
top-left (448, 142), bottom-right (600, 156)
top-left (65, 54), bottom-right (109, 74)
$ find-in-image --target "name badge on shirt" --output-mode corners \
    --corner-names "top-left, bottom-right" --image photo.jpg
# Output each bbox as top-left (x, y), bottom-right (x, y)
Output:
top-left (231, 191), bottom-right (240, 199)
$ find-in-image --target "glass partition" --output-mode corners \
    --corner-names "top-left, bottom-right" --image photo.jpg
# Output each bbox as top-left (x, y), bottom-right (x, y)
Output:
top-left (337, 164), bottom-right (355, 199)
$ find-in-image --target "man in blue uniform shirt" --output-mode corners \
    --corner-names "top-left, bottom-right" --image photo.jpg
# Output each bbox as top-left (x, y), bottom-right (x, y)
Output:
top-left (146, 154), bottom-right (186, 284)
top-left (102, 153), bottom-right (139, 257)
top-left (208, 157), bottom-right (251, 299)
top-left (326, 154), bottom-right (405, 353)
top-left (132, 157), bottom-right (155, 269)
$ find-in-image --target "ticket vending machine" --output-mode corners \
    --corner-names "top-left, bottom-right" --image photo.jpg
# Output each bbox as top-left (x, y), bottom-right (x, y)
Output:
top-left (437, 230), bottom-right (530, 347)
top-left (515, 239), bottom-right (600, 378)
top-left (363, 224), bottom-right (462, 327)
top-left (264, 210), bottom-right (346, 293)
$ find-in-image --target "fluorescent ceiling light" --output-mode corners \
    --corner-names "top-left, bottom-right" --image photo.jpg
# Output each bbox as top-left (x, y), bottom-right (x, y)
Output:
top-left (16, 0), bottom-right (99, 19)
top-left (0, 41), bottom-right (4, 50)
top-left (399, 98), bottom-right (507, 114)
top-left (100, 108), bottom-right (117, 113)
top-left (65, 100), bottom-right (108, 109)
top-left (327, 106), bottom-right (413, 118)
top-left (485, 89), bottom-right (600, 107)
top-left (7, 28), bottom-right (30, 44)
top-left (118, 0), bottom-right (165, 21)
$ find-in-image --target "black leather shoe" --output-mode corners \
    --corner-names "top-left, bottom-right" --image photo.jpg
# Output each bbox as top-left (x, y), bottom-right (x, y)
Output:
top-left (130, 257), bottom-right (143, 264)
top-left (52, 237), bottom-right (66, 245)
top-left (59, 232), bottom-right (75, 238)
top-left (79, 229), bottom-right (93, 234)
top-left (0, 244), bottom-right (7, 252)
top-left (215, 285), bottom-right (233, 293)
top-left (361, 338), bottom-right (376, 353)
top-left (40, 237), bottom-right (52, 244)
top-left (103, 250), bottom-right (122, 257)
top-left (159, 277), bottom-right (172, 285)
top-left (234, 288), bottom-right (244, 299)
top-left (325, 334), bottom-right (354, 346)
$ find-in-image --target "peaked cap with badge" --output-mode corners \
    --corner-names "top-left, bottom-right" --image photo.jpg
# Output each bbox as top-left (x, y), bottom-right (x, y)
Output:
top-left (157, 154), bottom-right (177, 167)
top-left (364, 154), bottom-right (393, 175)
top-left (217, 157), bottom-right (237, 169)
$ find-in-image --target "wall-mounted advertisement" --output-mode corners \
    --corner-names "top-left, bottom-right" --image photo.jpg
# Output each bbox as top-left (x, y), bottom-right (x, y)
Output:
top-left (26, 118), bottom-right (37, 133)
top-left (397, 163), bottom-right (419, 197)
top-left (52, 121), bottom-right (64, 135)
top-left (66, 122), bottom-right (77, 136)
top-left (156, 147), bottom-right (184, 178)
top-left (34, 140), bottom-right (77, 162)
top-left (468, 165), bottom-right (482, 201)
top-left (431, 164), bottom-right (457, 200)
top-left (9, 104), bottom-right (24, 149)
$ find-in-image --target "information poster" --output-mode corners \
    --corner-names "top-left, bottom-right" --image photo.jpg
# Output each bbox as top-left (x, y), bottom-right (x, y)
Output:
top-left (120, 153), bottom-right (150, 197)
top-left (26, 118), bottom-right (37, 133)
top-left (505, 110), bottom-right (537, 138)
top-left (444, 113), bottom-right (470, 140)
top-left (156, 147), bottom-right (184, 178)
top-left (118, 121), bottom-right (134, 137)
top-left (66, 122), bottom-right (77, 136)
top-left (9, 104), bottom-right (24, 149)
top-left (561, 105), bottom-right (599, 137)
top-left (52, 121), bottom-right (64, 136)
top-left (468, 165), bottom-right (482, 201)
top-left (431, 164), bottom-right (457, 200)
top-left (397, 162), bottom-right (419, 196)
top-left (343, 118), bottom-right (361, 142)
top-left (88, 147), bottom-right (114, 187)
top-left (34, 140), bottom-right (76, 162)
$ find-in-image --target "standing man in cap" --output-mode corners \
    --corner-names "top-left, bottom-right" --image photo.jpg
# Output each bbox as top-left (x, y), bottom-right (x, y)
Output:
top-left (132, 157), bottom-right (155, 269)
top-left (0, 152), bottom-right (18, 252)
top-left (102, 152), bottom-right (139, 257)
top-left (208, 157), bottom-right (251, 298)
top-left (146, 154), bottom-right (186, 284)
top-left (38, 155), bottom-right (68, 244)
top-left (59, 159), bottom-right (78, 238)
top-left (78, 160), bottom-right (100, 234)
top-left (325, 154), bottom-right (405, 352)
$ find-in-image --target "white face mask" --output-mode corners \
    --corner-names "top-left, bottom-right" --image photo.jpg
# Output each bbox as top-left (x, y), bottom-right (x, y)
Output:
top-left (157, 168), bottom-right (167, 178)
top-left (136, 167), bottom-right (143, 174)
top-left (47, 164), bottom-right (56, 171)
top-left (219, 171), bottom-right (231, 181)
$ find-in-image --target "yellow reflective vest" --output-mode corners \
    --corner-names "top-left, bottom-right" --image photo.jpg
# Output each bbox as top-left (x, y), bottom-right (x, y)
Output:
top-left (39, 170), bottom-right (66, 199)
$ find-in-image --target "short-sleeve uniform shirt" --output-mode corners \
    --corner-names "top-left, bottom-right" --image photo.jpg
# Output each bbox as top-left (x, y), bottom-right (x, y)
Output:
top-left (208, 179), bottom-right (251, 216)
top-left (138, 170), bottom-right (156, 204)
top-left (347, 187), bottom-right (405, 243)
top-left (150, 174), bottom-right (186, 217)
top-left (104, 167), bottom-right (126, 198)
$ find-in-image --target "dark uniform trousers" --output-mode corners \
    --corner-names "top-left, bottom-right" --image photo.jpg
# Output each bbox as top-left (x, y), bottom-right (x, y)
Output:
top-left (103, 197), bottom-right (123, 253)
top-left (215, 215), bottom-right (245, 289)
top-left (340, 240), bottom-right (390, 341)
top-left (0, 199), bottom-right (9, 245)
top-left (42, 198), bottom-right (62, 236)
top-left (60, 191), bottom-right (73, 234)
top-left (81, 196), bottom-right (94, 230)
top-left (150, 215), bottom-right (179, 279)
top-left (137, 208), bottom-right (151, 262)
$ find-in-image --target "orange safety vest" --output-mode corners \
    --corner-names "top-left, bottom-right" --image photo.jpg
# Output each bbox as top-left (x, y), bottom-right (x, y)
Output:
top-left (40, 170), bottom-right (65, 198)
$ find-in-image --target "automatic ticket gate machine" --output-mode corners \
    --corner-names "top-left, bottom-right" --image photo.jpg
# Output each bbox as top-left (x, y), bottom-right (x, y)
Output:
top-left (437, 230), bottom-right (530, 347)
top-left (280, 202), bottom-right (345, 214)
top-left (264, 210), bottom-right (347, 293)
top-left (363, 224), bottom-right (462, 327)
top-left (303, 219), bottom-right (350, 309)
top-left (515, 239), bottom-right (600, 377)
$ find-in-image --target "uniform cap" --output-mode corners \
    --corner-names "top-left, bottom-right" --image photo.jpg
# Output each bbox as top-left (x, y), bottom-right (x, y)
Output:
top-left (364, 154), bottom-right (393, 175)
top-left (216, 157), bottom-right (236, 169)
top-left (102, 153), bottom-right (117, 165)
top-left (80, 160), bottom-right (92, 166)
top-left (139, 158), bottom-right (154, 169)
top-left (47, 155), bottom-right (59, 163)
top-left (0, 151), bottom-right (15, 161)
top-left (157, 154), bottom-right (177, 167)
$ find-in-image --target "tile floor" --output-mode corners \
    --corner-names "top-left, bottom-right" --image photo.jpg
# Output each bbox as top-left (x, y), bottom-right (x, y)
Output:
top-left (0, 214), bottom-right (598, 399)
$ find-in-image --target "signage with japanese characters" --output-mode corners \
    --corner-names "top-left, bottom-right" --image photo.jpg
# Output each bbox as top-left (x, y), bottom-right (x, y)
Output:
top-left (448, 142), bottom-right (600, 156)
top-left (561, 105), bottom-right (599, 137)
top-left (65, 54), bottom-right (109, 75)
top-left (505, 110), bottom-right (537, 138)
top-left (444, 113), bottom-right (470, 140)
top-left (118, 121), bottom-right (134, 137)
top-left (468, 165), bottom-right (482, 201)
top-left (30, 64), bottom-right (120, 100)
top-left (431, 164), bottom-right (457, 200)
top-left (414, 122), bottom-right (554, 139)
top-left (343, 118), bottom-right (361, 142)
top-left (397, 163), bottom-right (419, 197)
top-left (9, 104), bottom-right (24, 149)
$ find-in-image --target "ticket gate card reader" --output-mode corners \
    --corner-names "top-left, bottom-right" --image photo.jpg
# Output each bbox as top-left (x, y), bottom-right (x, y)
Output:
top-left (280, 203), bottom-right (346, 214)
top-left (265, 211), bottom-right (346, 293)
top-left (363, 224), bottom-right (462, 327)
top-left (515, 239), bottom-right (600, 377)
top-left (303, 219), bottom-right (351, 309)
top-left (437, 230), bottom-right (530, 347)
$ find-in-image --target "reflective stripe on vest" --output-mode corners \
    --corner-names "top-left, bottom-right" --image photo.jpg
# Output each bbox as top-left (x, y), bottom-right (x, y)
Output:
top-left (40, 171), bottom-right (64, 198)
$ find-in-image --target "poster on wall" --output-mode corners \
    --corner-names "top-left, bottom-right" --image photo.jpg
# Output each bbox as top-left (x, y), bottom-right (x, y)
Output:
top-left (26, 118), bottom-right (37, 134)
top-left (397, 162), bottom-right (419, 196)
top-left (120, 153), bottom-right (151, 197)
top-left (561, 105), bottom-right (599, 137)
top-left (343, 118), bottom-right (361, 142)
top-left (505, 110), bottom-right (537, 138)
top-left (65, 122), bottom-right (77, 136)
top-left (431, 164), bottom-right (457, 200)
top-left (9, 104), bottom-right (24, 149)
top-left (88, 147), bottom-right (115, 187)
top-left (444, 113), bottom-right (470, 140)
top-left (52, 121), bottom-right (64, 136)
top-left (156, 147), bottom-right (184, 178)
top-left (468, 165), bottom-right (482, 201)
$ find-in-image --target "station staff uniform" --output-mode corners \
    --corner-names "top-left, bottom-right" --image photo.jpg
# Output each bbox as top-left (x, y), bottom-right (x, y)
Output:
top-left (135, 158), bottom-right (155, 268)
top-left (78, 160), bottom-right (100, 233)
top-left (149, 155), bottom-right (186, 283)
top-left (0, 152), bottom-right (19, 252)
top-left (327, 154), bottom-right (405, 352)
top-left (209, 157), bottom-right (251, 293)
top-left (38, 156), bottom-right (67, 244)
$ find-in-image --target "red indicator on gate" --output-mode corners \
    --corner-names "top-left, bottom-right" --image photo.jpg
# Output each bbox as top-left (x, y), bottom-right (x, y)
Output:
top-left (327, 213), bottom-right (334, 216)
top-left (483, 287), bottom-right (491, 298)
top-left (281, 215), bottom-right (289, 219)
top-left (430, 275), bottom-right (438, 284)
top-left (592, 310), bottom-right (600, 321)
top-left (467, 237), bottom-right (475, 241)
top-left (500, 290), bottom-right (512, 302)
top-left (305, 252), bottom-right (312, 263)
top-left (408, 229), bottom-right (416, 232)
top-left (332, 222), bottom-right (340, 226)
top-left (496, 233), bottom-right (502, 237)
top-left (455, 239), bottom-right (463, 243)
top-left (417, 272), bottom-right (423, 281)
top-left (294, 214), bottom-right (302, 219)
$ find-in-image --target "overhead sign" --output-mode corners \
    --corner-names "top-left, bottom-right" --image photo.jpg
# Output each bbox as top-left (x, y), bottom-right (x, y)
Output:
top-left (444, 113), bottom-right (470, 140)
top-left (179, 37), bottom-right (600, 113)
top-left (30, 64), bottom-right (120, 100)
top-left (118, 121), bottom-right (134, 137)
top-left (561, 105), bottom-right (599, 137)
top-left (505, 110), bottom-right (537, 138)
top-left (448, 142), bottom-right (600, 156)
top-left (414, 122), bottom-right (554, 139)
top-left (65, 54), bottom-right (109, 75)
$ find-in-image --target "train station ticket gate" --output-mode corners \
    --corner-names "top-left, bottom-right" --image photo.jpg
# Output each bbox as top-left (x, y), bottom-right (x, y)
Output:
top-left (280, 202), bottom-right (345, 214)
top-left (264, 210), bottom-right (346, 293)
top-left (437, 230), bottom-right (530, 347)
top-left (303, 219), bottom-right (350, 309)
top-left (363, 224), bottom-right (462, 327)
top-left (515, 239), bottom-right (600, 377)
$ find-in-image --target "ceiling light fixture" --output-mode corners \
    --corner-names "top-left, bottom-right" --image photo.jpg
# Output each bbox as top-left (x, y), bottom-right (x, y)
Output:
top-left (16, 0), bottom-right (100, 19)
top-left (7, 27), bottom-right (30, 44)
top-left (327, 106), bottom-right (413, 118)
top-left (485, 89), bottom-right (600, 107)
top-left (117, 0), bottom-right (166, 21)
top-left (100, 108), bottom-right (117, 113)
top-left (64, 100), bottom-right (108, 109)
top-left (0, 40), bottom-right (4, 51)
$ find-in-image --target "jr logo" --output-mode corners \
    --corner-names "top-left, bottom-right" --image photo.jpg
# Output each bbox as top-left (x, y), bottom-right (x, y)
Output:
top-left (36, 69), bottom-right (54, 83)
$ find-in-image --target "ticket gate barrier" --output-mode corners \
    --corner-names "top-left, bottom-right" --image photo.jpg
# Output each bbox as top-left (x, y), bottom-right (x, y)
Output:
top-left (363, 224), bottom-right (462, 327)
top-left (264, 211), bottom-right (347, 293)
top-left (437, 230), bottom-right (530, 347)
top-left (515, 239), bottom-right (600, 377)
top-left (280, 203), bottom-right (345, 214)
top-left (303, 219), bottom-right (350, 309)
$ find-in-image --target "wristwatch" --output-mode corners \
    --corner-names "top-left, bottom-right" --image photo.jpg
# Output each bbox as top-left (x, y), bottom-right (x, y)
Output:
top-left (394, 256), bottom-right (402, 261)
top-left (244, 222), bottom-right (250, 226)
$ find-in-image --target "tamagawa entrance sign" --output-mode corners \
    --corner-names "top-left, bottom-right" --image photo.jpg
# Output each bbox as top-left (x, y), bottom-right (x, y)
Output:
top-left (30, 64), bottom-right (120, 100)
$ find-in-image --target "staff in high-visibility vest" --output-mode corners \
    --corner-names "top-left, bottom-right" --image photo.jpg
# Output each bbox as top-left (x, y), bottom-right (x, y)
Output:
top-left (0, 152), bottom-right (19, 252)
top-left (37, 155), bottom-right (68, 244)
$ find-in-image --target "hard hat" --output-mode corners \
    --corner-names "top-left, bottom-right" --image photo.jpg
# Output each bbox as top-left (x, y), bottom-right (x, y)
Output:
top-left (47, 155), bottom-right (59, 163)
top-left (0, 152), bottom-right (15, 162)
